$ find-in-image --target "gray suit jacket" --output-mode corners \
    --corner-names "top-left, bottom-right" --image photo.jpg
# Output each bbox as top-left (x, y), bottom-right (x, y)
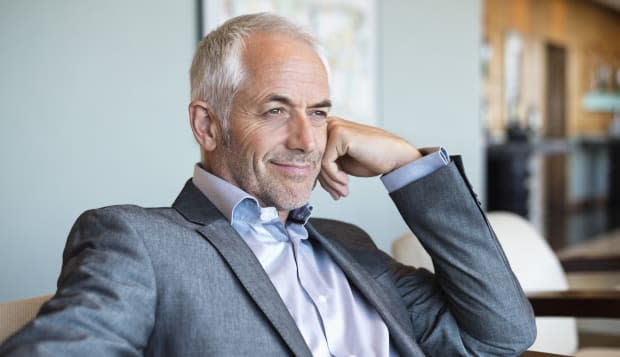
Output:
top-left (0, 159), bottom-right (536, 356)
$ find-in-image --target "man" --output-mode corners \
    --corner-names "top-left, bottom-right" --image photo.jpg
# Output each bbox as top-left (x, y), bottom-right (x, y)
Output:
top-left (0, 13), bottom-right (535, 356)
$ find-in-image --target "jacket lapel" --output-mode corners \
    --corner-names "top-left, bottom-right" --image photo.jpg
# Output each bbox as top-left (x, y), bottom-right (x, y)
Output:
top-left (306, 221), bottom-right (425, 357)
top-left (172, 179), bottom-right (424, 356)
top-left (173, 180), bottom-right (312, 357)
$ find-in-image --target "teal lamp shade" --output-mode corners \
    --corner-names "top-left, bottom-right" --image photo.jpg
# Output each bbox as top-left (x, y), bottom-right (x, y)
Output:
top-left (582, 91), bottom-right (620, 112)
top-left (582, 91), bottom-right (620, 136)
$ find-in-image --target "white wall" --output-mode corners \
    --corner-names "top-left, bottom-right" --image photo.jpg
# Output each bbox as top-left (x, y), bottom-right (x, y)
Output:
top-left (312, 0), bottom-right (483, 252)
top-left (0, 0), bottom-right (198, 302)
top-left (0, 0), bottom-right (482, 302)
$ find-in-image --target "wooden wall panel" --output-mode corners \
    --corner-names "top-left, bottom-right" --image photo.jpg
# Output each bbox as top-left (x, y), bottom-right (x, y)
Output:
top-left (483, 0), bottom-right (620, 137)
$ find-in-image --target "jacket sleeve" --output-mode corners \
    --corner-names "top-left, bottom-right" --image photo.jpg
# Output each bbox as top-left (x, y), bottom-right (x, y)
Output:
top-left (388, 157), bottom-right (536, 356)
top-left (0, 206), bottom-right (157, 356)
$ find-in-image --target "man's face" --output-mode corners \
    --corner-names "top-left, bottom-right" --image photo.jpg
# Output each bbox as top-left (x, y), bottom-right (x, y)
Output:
top-left (210, 33), bottom-right (330, 212)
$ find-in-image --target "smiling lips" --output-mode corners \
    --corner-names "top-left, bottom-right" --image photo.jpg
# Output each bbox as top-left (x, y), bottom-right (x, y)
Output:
top-left (270, 161), bottom-right (315, 177)
top-left (268, 150), bottom-right (322, 178)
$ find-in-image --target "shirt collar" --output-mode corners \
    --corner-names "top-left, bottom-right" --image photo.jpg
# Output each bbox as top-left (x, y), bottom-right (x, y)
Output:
top-left (192, 164), bottom-right (313, 225)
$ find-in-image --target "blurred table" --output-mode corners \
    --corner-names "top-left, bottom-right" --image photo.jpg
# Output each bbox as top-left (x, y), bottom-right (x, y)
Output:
top-left (521, 351), bottom-right (569, 357)
top-left (557, 230), bottom-right (620, 272)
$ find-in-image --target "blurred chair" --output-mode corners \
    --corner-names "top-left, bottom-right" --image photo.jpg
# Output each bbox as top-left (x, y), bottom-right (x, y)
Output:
top-left (392, 211), bottom-right (620, 356)
top-left (0, 295), bottom-right (51, 343)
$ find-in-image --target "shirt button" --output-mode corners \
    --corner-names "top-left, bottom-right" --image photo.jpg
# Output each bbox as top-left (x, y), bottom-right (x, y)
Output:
top-left (349, 354), bottom-right (357, 357)
top-left (260, 212), bottom-right (270, 221)
top-left (318, 295), bottom-right (327, 303)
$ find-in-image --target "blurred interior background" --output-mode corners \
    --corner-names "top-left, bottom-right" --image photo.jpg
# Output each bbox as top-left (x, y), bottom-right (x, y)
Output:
top-left (482, 0), bottom-right (620, 352)
top-left (483, 0), bottom-right (620, 251)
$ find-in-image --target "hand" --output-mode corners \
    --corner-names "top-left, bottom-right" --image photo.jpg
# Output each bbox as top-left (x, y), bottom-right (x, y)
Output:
top-left (318, 117), bottom-right (422, 200)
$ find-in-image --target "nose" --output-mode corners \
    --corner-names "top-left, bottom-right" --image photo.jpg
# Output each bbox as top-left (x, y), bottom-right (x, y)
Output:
top-left (285, 112), bottom-right (317, 153)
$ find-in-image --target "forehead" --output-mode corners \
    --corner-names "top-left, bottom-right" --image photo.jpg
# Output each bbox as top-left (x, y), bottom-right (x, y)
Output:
top-left (240, 32), bottom-right (329, 100)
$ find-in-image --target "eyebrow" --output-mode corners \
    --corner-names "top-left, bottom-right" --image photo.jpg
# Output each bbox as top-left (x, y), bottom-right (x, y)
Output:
top-left (266, 94), bottom-right (332, 109)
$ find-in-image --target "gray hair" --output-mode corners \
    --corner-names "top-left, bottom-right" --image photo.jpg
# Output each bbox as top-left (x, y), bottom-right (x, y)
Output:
top-left (190, 12), bottom-right (330, 144)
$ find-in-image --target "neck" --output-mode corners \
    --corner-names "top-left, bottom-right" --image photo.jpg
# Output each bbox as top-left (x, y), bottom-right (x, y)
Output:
top-left (278, 210), bottom-right (289, 225)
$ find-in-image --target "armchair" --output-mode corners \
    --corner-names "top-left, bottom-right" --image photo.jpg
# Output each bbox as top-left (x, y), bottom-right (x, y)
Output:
top-left (0, 295), bottom-right (52, 344)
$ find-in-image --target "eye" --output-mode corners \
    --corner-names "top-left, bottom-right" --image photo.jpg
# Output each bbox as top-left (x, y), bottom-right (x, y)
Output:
top-left (311, 110), bottom-right (328, 117)
top-left (264, 107), bottom-right (288, 118)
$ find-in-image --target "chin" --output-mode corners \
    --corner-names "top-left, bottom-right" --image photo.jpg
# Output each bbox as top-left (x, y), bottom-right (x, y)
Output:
top-left (278, 197), bottom-right (310, 211)
top-left (276, 192), bottom-right (312, 211)
top-left (260, 180), bottom-right (314, 210)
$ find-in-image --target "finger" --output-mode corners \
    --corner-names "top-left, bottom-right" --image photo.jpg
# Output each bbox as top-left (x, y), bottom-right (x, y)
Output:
top-left (321, 159), bottom-right (348, 185)
top-left (326, 116), bottom-right (422, 176)
top-left (318, 170), bottom-right (349, 199)
top-left (318, 170), bottom-right (348, 197)
top-left (324, 117), bottom-right (383, 177)
top-left (321, 123), bottom-right (350, 185)
top-left (318, 175), bottom-right (341, 200)
top-left (318, 179), bottom-right (339, 200)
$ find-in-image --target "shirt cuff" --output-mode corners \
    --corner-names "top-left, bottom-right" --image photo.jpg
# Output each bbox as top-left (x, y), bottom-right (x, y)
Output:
top-left (381, 147), bottom-right (450, 193)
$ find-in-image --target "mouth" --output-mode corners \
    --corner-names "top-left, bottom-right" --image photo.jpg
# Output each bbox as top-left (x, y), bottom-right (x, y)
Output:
top-left (270, 161), bottom-right (314, 177)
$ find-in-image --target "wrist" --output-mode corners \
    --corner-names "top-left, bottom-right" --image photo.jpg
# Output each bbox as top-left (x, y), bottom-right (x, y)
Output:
top-left (391, 144), bottom-right (422, 172)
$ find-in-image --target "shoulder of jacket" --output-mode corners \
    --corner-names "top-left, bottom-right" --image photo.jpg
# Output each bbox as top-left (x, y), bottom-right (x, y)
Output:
top-left (77, 204), bottom-right (181, 224)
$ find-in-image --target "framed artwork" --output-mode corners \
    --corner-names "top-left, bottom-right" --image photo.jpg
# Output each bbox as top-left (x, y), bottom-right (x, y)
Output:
top-left (199, 0), bottom-right (378, 126)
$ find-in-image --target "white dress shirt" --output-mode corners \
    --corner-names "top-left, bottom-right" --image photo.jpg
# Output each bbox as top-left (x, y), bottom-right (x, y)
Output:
top-left (192, 148), bottom-right (448, 356)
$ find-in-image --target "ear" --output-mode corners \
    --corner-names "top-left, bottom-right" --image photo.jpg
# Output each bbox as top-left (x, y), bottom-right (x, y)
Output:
top-left (189, 100), bottom-right (219, 152)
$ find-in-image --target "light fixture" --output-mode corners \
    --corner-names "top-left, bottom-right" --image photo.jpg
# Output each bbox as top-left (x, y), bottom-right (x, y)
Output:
top-left (582, 91), bottom-right (620, 136)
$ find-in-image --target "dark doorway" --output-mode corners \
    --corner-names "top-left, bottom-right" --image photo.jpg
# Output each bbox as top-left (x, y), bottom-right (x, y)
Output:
top-left (544, 43), bottom-right (568, 249)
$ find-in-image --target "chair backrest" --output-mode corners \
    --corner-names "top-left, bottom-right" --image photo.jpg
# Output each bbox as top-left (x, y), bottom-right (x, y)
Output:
top-left (0, 295), bottom-right (52, 343)
top-left (391, 211), bottom-right (578, 355)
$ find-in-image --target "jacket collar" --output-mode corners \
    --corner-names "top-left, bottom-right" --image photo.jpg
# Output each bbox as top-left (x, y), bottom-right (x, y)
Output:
top-left (172, 179), bottom-right (421, 356)
top-left (172, 179), bottom-right (224, 226)
top-left (173, 179), bottom-right (312, 356)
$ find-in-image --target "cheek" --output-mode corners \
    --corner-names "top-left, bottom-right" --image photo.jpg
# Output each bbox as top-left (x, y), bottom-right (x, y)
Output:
top-left (314, 126), bottom-right (328, 151)
top-left (234, 123), bottom-right (282, 162)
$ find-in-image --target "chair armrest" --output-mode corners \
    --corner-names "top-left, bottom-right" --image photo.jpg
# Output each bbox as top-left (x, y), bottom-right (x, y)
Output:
top-left (527, 290), bottom-right (620, 318)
